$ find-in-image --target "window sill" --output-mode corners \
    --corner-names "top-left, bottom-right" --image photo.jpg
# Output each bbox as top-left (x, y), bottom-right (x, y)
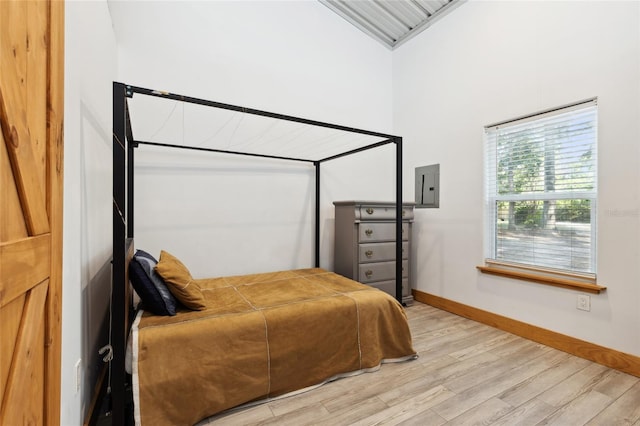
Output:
top-left (476, 265), bottom-right (606, 294)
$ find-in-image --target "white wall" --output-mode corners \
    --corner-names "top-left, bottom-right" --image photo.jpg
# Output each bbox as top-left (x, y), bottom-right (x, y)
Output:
top-left (393, 0), bottom-right (640, 356)
top-left (63, 1), bottom-right (117, 423)
top-left (108, 0), bottom-right (395, 276)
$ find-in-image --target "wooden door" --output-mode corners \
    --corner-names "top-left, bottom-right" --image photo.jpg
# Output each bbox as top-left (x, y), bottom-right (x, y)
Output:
top-left (0, 1), bottom-right (64, 425)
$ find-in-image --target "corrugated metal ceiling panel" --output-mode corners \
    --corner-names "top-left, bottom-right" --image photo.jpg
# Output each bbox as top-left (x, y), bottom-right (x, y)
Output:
top-left (320, 0), bottom-right (461, 49)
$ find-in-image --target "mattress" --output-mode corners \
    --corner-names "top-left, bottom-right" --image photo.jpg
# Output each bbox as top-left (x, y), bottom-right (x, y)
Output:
top-left (130, 268), bottom-right (417, 426)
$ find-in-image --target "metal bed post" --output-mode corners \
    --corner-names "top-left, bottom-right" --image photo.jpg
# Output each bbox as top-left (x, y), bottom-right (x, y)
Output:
top-left (314, 161), bottom-right (321, 268)
top-left (112, 82), bottom-right (128, 425)
top-left (395, 137), bottom-right (403, 304)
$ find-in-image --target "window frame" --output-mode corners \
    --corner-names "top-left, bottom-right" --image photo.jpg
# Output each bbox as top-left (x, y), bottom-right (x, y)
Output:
top-left (481, 99), bottom-right (602, 289)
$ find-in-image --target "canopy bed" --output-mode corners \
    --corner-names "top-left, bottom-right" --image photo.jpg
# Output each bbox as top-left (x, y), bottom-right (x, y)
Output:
top-left (110, 82), bottom-right (414, 425)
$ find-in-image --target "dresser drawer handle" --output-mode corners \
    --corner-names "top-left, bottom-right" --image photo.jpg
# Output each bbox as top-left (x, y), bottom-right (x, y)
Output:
top-left (402, 209), bottom-right (406, 217)
top-left (365, 229), bottom-right (373, 236)
top-left (366, 208), bottom-right (374, 215)
top-left (365, 270), bottom-right (373, 278)
top-left (365, 250), bottom-right (373, 258)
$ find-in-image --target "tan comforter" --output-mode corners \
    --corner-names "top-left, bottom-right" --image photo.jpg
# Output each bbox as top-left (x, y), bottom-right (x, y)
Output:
top-left (131, 268), bottom-right (416, 425)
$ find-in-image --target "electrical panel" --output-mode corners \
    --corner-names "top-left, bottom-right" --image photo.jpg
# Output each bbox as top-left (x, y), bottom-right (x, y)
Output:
top-left (415, 164), bottom-right (439, 208)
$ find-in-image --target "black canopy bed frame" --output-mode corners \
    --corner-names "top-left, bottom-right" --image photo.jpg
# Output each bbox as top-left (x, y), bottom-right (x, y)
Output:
top-left (110, 82), bottom-right (405, 424)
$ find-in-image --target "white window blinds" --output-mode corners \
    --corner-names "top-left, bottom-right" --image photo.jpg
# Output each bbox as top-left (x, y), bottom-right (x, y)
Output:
top-left (484, 99), bottom-right (598, 275)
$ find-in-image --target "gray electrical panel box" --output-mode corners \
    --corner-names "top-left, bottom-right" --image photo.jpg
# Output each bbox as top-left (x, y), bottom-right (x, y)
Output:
top-left (415, 164), bottom-right (439, 208)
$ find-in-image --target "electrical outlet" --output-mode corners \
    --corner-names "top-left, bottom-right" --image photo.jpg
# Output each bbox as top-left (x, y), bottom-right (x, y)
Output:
top-left (577, 294), bottom-right (591, 311)
top-left (75, 359), bottom-right (82, 394)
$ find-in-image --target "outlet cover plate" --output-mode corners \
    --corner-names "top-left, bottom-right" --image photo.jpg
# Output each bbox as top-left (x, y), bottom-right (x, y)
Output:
top-left (75, 359), bottom-right (82, 393)
top-left (577, 294), bottom-right (591, 311)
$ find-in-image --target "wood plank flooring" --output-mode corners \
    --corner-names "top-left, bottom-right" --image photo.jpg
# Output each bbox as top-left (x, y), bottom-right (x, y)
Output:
top-left (199, 302), bottom-right (640, 425)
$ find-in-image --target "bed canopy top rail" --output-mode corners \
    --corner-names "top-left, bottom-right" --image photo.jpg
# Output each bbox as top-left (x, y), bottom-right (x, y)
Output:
top-left (122, 83), bottom-right (397, 141)
top-left (135, 139), bottom-right (318, 163)
top-left (111, 81), bottom-right (404, 425)
top-left (133, 136), bottom-right (397, 164)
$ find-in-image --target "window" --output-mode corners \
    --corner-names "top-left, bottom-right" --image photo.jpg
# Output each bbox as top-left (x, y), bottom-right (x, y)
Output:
top-left (484, 99), bottom-right (597, 277)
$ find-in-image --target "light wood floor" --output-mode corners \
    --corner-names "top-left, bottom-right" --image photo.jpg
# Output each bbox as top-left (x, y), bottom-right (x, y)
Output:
top-left (200, 302), bottom-right (640, 425)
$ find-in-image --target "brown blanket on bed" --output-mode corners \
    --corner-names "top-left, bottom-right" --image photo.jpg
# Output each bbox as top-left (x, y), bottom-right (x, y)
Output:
top-left (132, 268), bottom-right (416, 425)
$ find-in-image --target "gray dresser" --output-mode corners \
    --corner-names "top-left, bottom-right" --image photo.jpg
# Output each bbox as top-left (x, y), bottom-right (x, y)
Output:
top-left (333, 201), bottom-right (414, 305)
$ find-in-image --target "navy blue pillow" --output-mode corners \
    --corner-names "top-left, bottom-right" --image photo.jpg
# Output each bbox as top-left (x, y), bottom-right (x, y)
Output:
top-left (129, 250), bottom-right (178, 316)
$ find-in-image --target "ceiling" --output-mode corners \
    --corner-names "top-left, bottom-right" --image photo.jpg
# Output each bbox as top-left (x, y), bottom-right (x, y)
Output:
top-left (319, 0), bottom-right (462, 49)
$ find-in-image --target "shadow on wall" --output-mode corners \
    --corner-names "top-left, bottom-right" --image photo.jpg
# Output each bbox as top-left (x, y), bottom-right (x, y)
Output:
top-left (413, 215), bottom-right (444, 292)
top-left (322, 217), bottom-right (335, 271)
top-left (79, 100), bottom-right (113, 418)
top-left (81, 259), bottom-right (111, 413)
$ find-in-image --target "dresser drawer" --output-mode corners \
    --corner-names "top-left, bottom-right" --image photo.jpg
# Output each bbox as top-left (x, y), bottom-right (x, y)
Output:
top-left (359, 241), bottom-right (409, 263)
top-left (358, 260), bottom-right (409, 283)
top-left (358, 222), bottom-right (409, 242)
top-left (368, 279), bottom-right (410, 298)
top-left (359, 205), bottom-right (414, 221)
